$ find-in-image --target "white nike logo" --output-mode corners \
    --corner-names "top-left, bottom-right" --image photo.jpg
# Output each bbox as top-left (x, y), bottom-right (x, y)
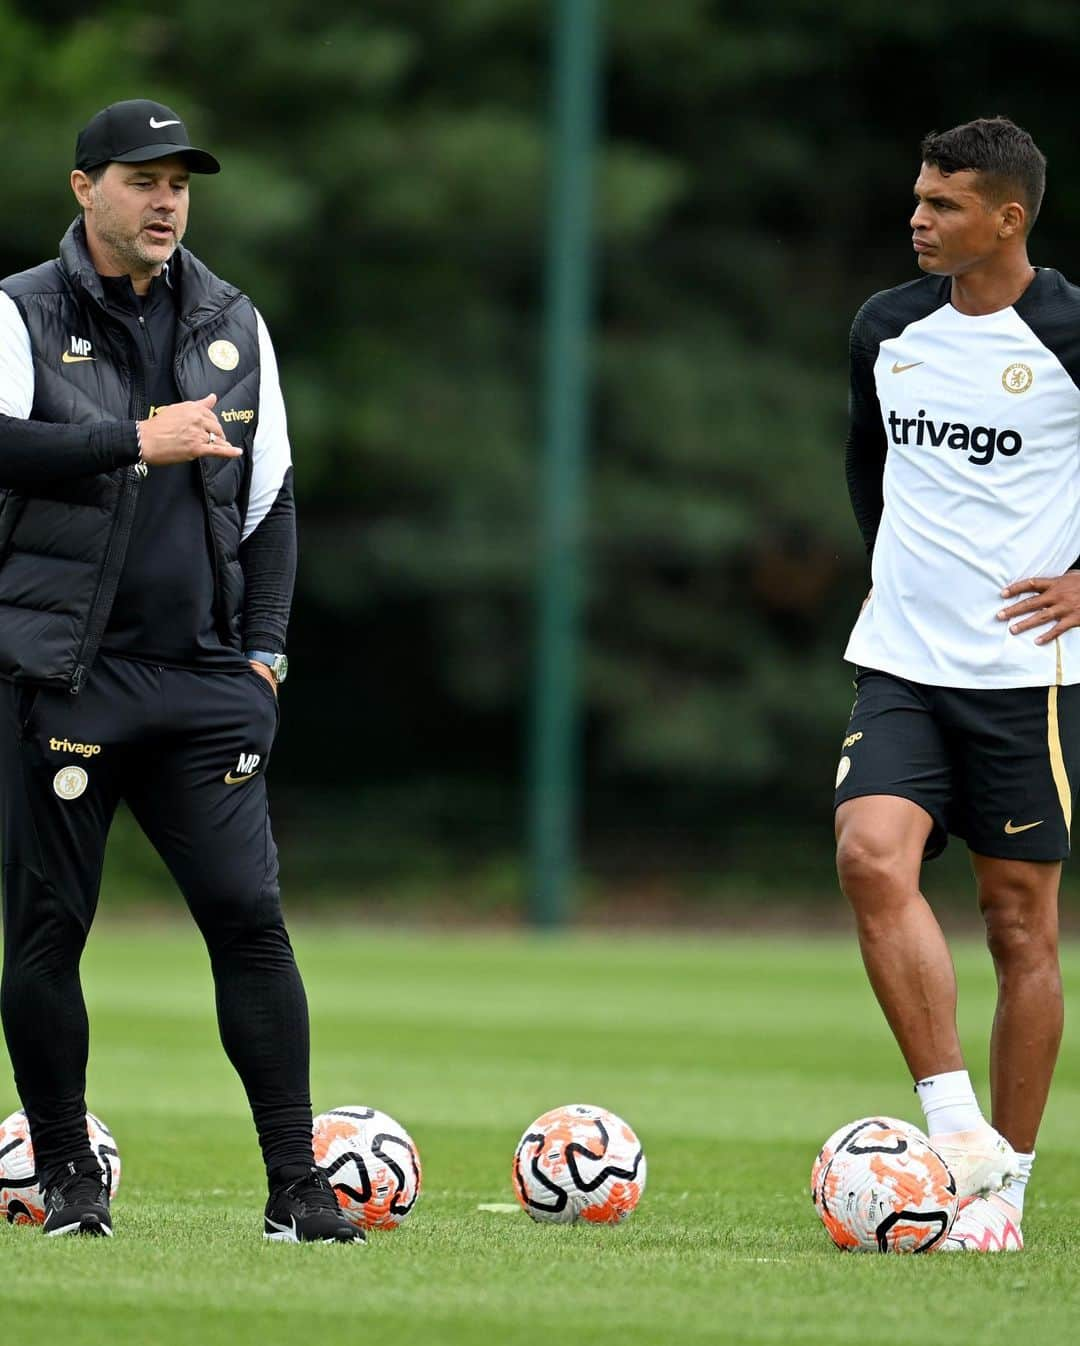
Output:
top-left (264, 1215), bottom-right (298, 1241)
top-left (149, 118), bottom-right (181, 130)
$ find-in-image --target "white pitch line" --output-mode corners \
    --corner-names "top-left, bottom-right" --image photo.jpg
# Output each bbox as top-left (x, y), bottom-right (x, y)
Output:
top-left (730, 1257), bottom-right (796, 1263)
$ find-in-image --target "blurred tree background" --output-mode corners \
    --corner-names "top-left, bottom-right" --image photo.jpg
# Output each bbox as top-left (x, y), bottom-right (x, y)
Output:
top-left (1, 0), bottom-right (1076, 917)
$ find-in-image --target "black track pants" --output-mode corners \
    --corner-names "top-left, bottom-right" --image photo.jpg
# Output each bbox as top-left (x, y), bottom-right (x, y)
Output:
top-left (0, 655), bottom-right (314, 1191)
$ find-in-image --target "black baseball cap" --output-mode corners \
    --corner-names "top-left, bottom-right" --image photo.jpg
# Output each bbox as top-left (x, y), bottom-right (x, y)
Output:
top-left (75, 99), bottom-right (220, 174)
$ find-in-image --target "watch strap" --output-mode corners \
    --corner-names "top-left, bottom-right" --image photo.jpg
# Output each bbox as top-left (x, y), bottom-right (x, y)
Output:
top-left (245, 650), bottom-right (287, 682)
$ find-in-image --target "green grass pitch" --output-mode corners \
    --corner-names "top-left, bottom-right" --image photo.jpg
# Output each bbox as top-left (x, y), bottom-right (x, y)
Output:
top-left (3, 924), bottom-right (1080, 1345)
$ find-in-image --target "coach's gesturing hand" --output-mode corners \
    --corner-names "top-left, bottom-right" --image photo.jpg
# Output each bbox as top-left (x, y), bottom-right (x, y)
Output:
top-left (137, 394), bottom-right (242, 466)
top-left (998, 571), bottom-right (1080, 645)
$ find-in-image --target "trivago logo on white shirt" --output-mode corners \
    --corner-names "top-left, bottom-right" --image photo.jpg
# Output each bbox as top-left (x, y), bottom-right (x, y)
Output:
top-left (846, 292), bottom-right (1080, 689)
top-left (885, 408), bottom-right (1023, 466)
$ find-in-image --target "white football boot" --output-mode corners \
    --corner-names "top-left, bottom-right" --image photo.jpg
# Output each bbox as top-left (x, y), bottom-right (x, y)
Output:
top-left (929, 1124), bottom-right (1020, 1199)
top-left (939, 1195), bottom-right (1024, 1252)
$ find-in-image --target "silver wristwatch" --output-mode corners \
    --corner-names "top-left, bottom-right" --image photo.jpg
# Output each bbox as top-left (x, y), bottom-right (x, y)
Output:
top-left (245, 650), bottom-right (289, 684)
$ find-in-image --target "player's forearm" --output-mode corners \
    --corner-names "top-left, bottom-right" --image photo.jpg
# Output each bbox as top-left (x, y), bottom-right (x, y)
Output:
top-left (238, 471), bottom-right (296, 651)
top-left (845, 426), bottom-right (886, 557)
top-left (0, 415), bottom-right (140, 490)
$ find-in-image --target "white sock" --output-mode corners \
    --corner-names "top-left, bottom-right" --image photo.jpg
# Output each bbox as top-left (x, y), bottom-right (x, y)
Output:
top-left (997, 1151), bottom-right (1034, 1216)
top-left (915, 1069), bottom-right (986, 1134)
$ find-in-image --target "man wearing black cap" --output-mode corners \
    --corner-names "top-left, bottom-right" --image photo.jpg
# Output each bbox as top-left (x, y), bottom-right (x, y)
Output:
top-left (0, 100), bottom-right (361, 1243)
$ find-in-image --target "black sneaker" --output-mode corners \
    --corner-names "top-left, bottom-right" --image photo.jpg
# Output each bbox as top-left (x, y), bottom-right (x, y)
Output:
top-left (43, 1159), bottom-right (112, 1237)
top-left (264, 1167), bottom-right (365, 1244)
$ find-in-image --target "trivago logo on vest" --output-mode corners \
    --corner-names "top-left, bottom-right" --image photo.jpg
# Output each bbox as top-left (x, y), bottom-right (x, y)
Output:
top-left (888, 409), bottom-right (1023, 467)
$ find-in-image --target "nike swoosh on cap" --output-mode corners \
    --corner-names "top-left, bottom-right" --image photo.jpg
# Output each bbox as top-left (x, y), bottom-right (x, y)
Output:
top-left (149, 117), bottom-right (181, 129)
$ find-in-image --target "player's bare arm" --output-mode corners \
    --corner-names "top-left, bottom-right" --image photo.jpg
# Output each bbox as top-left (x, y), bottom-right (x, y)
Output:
top-left (997, 572), bottom-right (1080, 644)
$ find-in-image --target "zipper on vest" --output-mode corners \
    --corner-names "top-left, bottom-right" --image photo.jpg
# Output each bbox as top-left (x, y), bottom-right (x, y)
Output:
top-left (69, 328), bottom-right (148, 693)
top-left (176, 297), bottom-right (245, 639)
top-left (196, 459), bottom-right (222, 629)
top-left (69, 467), bottom-right (143, 693)
top-left (133, 313), bottom-right (153, 475)
top-left (137, 312), bottom-right (156, 365)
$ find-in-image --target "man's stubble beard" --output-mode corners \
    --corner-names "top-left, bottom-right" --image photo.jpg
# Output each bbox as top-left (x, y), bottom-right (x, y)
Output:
top-left (89, 191), bottom-right (181, 274)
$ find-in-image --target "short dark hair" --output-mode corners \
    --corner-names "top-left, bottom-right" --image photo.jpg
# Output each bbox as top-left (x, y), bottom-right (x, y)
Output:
top-left (920, 117), bottom-right (1046, 232)
top-left (84, 163), bottom-right (109, 185)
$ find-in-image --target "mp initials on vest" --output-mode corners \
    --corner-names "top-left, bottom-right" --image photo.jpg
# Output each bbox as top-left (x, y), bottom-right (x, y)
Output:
top-left (62, 335), bottom-right (95, 363)
top-left (887, 408), bottom-right (1022, 467)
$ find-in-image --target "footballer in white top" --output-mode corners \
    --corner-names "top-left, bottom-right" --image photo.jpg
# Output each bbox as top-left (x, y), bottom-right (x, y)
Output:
top-left (833, 116), bottom-right (1080, 1258)
top-left (844, 268), bottom-right (1080, 689)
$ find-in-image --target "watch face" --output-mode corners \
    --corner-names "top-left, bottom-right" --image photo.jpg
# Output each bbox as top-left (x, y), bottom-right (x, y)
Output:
top-left (272, 654), bottom-right (288, 683)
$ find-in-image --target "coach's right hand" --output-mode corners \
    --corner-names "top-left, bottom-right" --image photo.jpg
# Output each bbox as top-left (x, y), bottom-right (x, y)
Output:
top-left (136, 394), bottom-right (242, 466)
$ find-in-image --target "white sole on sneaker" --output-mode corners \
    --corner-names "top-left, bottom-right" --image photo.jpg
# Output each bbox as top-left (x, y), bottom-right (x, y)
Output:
top-left (45, 1219), bottom-right (112, 1237)
top-left (263, 1218), bottom-right (364, 1245)
top-left (263, 1231), bottom-right (362, 1243)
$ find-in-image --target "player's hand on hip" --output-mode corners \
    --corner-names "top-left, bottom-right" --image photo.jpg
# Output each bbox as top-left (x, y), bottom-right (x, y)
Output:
top-left (249, 660), bottom-right (278, 695)
top-left (998, 571), bottom-right (1080, 644)
top-left (137, 394), bottom-right (242, 466)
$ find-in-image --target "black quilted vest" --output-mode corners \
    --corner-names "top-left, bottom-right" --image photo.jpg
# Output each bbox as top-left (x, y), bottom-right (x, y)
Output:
top-left (0, 219), bottom-right (261, 690)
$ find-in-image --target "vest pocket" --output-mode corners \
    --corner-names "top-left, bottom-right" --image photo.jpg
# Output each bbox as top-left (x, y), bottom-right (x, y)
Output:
top-left (15, 685), bottom-right (41, 739)
top-left (0, 490), bottom-right (27, 569)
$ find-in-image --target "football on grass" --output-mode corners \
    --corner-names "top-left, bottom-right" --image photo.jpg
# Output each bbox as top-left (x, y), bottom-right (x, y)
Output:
top-left (810, 1114), bottom-right (925, 1214)
top-left (313, 1106), bottom-right (422, 1230)
top-left (513, 1103), bottom-right (646, 1224)
top-left (0, 1108), bottom-right (121, 1224)
top-left (811, 1116), bottom-right (957, 1253)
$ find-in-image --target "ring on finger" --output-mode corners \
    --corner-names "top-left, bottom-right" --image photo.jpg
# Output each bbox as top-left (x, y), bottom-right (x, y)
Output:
top-left (208, 431), bottom-right (215, 444)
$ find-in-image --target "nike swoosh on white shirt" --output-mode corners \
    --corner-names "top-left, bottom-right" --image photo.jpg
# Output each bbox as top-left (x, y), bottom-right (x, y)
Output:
top-left (149, 118), bottom-right (181, 129)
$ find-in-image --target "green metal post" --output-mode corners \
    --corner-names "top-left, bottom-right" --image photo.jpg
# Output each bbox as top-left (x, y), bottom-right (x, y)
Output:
top-left (527, 0), bottom-right (602, 927)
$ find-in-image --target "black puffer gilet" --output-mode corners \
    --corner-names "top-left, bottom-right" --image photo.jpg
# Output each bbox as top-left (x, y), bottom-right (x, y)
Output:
top-left (0, 219), bottom-right (261, 689)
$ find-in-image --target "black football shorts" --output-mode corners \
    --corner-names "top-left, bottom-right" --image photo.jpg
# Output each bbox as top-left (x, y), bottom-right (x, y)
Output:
top-left (833, 667), bottom-right (1080, 861)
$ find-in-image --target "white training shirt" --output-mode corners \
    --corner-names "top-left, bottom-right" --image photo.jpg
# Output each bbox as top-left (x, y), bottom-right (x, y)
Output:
top-left (844, 269), bottom-right (1080, 688)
